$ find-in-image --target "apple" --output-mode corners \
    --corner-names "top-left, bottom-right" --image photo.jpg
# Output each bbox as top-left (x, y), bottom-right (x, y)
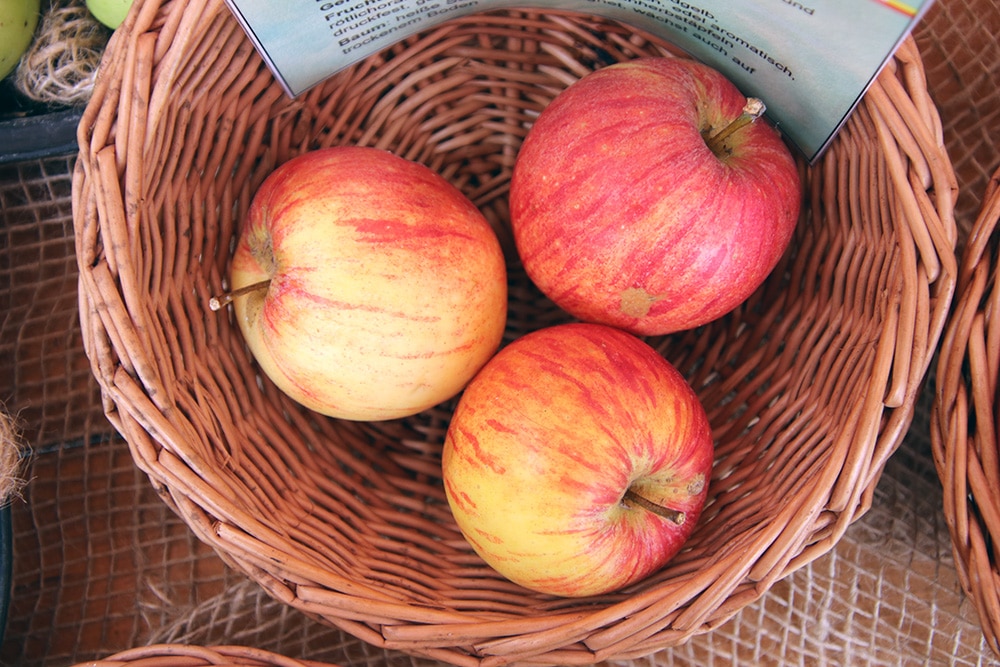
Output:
top-left (509, 57), bottom-right (801, 336)
top-left (442, 322), bottom-right (713, 597)
top-left (86, 0), bottom-right (134, 29)
top-left (0, 0), bottom-right (40, 81)
top-left (211, 146), bottom-right (508, 422)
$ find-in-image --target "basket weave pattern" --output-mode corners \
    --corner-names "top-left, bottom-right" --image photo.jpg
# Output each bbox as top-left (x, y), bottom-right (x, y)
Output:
top-left (77, 644), bottom-right (333, 667)
top-left (72, 1), bottom-right (958, 664)
top-left (933, 163), bottom-right (1000, 658)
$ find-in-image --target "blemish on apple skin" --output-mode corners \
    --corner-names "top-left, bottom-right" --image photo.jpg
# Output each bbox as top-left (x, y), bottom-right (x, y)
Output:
top-left (687, 473), bottom-right (706, 497)
top-left (619, 287), bottom-right (659, 318)
top-left (249, 229), bottom-right (276, 275)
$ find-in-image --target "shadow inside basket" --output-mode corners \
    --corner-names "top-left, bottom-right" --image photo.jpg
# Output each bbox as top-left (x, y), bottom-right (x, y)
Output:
top-left (72, 3), bottom-right (953, 664)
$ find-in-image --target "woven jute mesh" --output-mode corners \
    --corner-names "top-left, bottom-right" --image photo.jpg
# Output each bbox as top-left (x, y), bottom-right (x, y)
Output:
top-left (0, 156), bottom-right (247, 666)
top-left (69, 0), bottom-right (959, 664)
top-left (932, 163), bottom-right (1000, 659)
top-left (913, 0), bottom-right (1000, 241)
top-left (137, 422), bottom-right (1000, 666)
top-left (1, 4), bottom-right (995, 664)
top-left (2, 74), bottom-right (993, 667)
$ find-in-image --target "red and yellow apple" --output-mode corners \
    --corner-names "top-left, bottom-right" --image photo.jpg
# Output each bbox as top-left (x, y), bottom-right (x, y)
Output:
top-left (213, 146), bottom-right (508, 421)
top-left (442, 322), bottom-right (713, 597)
top-left (510, 57), bottom-right (801, 336)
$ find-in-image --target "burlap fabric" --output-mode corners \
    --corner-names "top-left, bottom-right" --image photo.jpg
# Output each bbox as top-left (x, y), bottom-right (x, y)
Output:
top-left (912, 0), bottom-right (1000, 243)
top-left (1, 0), bottom-right (998, 665)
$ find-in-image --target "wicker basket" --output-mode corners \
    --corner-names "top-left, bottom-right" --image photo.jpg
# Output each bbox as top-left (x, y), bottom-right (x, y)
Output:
top-left (72, 1), bottom-right (958, 664)
top-left (932, 163), bottom-right (1000, 658)
top-left (73, 644), bottom-right (335, 667)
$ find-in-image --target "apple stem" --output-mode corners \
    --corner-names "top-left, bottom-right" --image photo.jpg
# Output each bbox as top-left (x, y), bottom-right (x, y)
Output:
top-left (622, 488), bottom-right (686, 526)
top-left (704, 97), bottom-right (766, 156)
top-left (209, 279), bottom-right (271, 311)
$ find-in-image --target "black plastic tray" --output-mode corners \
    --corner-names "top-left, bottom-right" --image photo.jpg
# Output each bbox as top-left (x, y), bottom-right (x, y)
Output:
top-left (0, 78), bottom-right (83, 163)
top-left (0, 106), bottom-right (83, 163)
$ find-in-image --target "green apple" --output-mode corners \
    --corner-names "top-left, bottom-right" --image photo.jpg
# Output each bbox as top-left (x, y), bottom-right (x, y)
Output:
top-left (86, 0), bottom-right (134, 30)
top-left (0, 0), bottom-right (40, 81)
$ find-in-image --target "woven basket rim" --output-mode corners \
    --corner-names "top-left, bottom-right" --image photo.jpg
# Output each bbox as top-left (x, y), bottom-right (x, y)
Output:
top-left (72, 643), bottom-right (337, 667)
top-left (71, 1), bottom-right (959, 664)
top-left (931, 162), bottom-right (1000, 659)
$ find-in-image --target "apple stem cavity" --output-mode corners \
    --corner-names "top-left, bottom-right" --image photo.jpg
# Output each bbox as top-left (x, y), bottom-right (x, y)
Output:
top-left (704, 97), bottom-right (766, 157)
top-left (209, 279), bottom-right (271, 311)
top-left (622, 488), bottom-right (686, 526)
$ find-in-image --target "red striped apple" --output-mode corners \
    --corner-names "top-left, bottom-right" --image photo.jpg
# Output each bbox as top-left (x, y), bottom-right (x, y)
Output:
top-left (510, 57), bottom-right (801, 336)
top-left (442, 322), bottom-right (713, 597)
top-left (212, 146), bottom-right (507, 421)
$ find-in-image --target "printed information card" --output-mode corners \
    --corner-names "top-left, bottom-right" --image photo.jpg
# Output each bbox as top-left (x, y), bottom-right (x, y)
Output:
top-left (223, 0), bottom-right (934, 162)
